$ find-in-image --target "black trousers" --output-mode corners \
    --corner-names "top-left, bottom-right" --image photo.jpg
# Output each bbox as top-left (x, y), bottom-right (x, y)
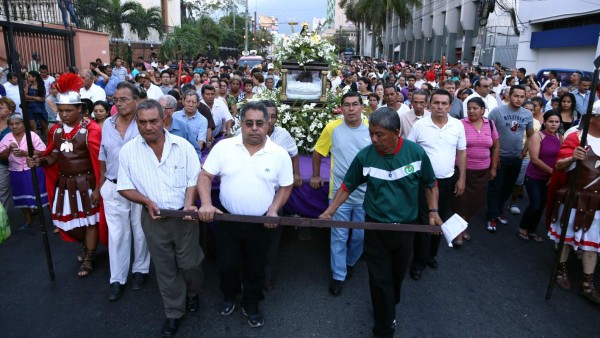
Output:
top-left (216, 219), bottom-right (270, 309)
top-left (364, 215), bottom-right (414, 338)
top-left (412, 176), bottom-right (456, 271)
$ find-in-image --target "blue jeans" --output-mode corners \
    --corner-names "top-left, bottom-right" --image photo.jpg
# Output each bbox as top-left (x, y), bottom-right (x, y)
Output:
top-left (58, 0), bottom-right (79, 28)
top-left (330, 200), bottom-right (365, 281)
top-left (519, 176), bottom-right (548, 234)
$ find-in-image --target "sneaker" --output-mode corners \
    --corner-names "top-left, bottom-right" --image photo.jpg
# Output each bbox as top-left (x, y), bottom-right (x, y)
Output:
top-left (220, 299), bottom-right (236, 316)
top-left (497, 214), bottom-right (509, 225)
top-left (509, 205), bottom-right (521, 215)
top-left (19, 224), bottom-right (30, 231)
top-left (242, 306), bottom-right (265, 328)
top-left (486, 219), bottom-right (497, 233)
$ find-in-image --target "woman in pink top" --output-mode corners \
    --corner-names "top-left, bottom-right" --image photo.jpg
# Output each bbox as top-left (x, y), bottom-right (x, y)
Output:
top-left (452, 97), bottom-right (500, 245)
top-left (0, 114), bottom-right (48, 230)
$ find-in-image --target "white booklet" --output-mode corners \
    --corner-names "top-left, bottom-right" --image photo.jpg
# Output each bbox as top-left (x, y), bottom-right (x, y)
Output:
top-left (441, 213), bottom-right (468, 247)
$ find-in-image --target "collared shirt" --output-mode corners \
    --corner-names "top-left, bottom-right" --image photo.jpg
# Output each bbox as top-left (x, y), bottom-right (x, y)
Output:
top-left (201, 99), bottom-right (233, 136)
top-left (104, 76), bottom-right (121, 97)
top-left (399, 109), bottom-right (431, 138)
top-left (168, 117), bottom-right (201, 157)
top-left (117, 132), bottom-right (200, 210)
top-left (203, 135), bottom-right (293, 216)
top-left (0, 131), bottom-right (46, 171)
top-left (80, 83), bottom-right (107, 103)
top-left (173, 109), bottom-right (208, 143)
top-left (407, 115), bottom-right (467, 178)
top-left (160, 85), bottom-right (174, 95)
top-left (99, 114), bottom-right (139, 180)
top-left (463, 92), bottom-right (498, 118)
top-left (270, 126), bottom-right (298, 158)
top-left (571, 89), bottom-right (594, 115)
top-left (145, 83), bottom-right (163, 101)
top-left (112, 66), bottom-right (127, 82)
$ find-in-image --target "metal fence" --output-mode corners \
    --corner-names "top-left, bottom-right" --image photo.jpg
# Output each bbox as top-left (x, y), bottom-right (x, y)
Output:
top-left (0, 0), bottom-right (67, 26)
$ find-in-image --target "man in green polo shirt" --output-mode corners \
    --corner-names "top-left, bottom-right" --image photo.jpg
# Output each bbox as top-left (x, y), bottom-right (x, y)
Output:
top-left (319, 107), bottom-right (442, 338)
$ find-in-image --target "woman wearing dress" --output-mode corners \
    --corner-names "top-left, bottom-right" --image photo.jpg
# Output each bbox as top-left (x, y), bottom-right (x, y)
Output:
top-left (24, 71), bottom-right (47, 136)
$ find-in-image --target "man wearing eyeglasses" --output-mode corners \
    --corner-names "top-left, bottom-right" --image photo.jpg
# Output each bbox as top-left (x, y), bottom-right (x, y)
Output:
top-left (99, 82), bottom-right (151, 301)
top-left (462, 77), bottom-right (497, 117)
top-left (310, 91), bottom-right (371, 296)
top-left (197, 101), bottom-right (293, 328)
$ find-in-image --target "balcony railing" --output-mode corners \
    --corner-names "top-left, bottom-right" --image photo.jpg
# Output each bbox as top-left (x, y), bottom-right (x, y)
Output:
top-left (0, 0), bottom-right (66, 26)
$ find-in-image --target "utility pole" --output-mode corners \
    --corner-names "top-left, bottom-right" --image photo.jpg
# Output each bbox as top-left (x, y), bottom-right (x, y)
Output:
top-left (244, 0), bottom-right (249, 52)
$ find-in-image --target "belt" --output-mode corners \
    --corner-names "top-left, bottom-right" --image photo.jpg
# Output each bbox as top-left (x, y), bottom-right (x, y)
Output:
top-left (107, 178), bottom-right (117, 184)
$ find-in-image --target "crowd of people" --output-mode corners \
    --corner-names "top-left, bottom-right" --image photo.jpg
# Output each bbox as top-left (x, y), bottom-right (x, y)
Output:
top-left (0, 53), bottom-right (598, 338)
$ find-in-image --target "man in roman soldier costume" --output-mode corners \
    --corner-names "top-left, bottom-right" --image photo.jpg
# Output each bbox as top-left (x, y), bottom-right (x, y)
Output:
top-left (548, 100), bottom-right (600, 304)
top-left (27, 73), bottom-right (104, 277)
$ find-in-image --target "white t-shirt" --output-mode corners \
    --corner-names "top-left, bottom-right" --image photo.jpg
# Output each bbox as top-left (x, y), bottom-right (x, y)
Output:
top-left (463, 92), bottom-right (498, 118)
top-left (202, 99), bottom-right (233, 136)
top-left (80, 83), bottom-right (107, 102)
top-left (407, 115), bottom-right (467, 178)
top-left (43, 76), bottom-right (55, 98)
top-left (203, 135), bottom-right (293, 215)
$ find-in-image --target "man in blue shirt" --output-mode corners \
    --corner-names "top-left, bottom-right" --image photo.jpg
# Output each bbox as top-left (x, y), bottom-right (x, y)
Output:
top-left (572, 76), bottom-right (596, 115)
top-left (173, 91), bottom-right (208, 150)
top-left (159, 95), bottom-right (201, 157)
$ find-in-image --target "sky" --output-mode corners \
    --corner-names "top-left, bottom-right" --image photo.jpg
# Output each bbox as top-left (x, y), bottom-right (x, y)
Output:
top-left (238, 0), bottom-right (328, 35)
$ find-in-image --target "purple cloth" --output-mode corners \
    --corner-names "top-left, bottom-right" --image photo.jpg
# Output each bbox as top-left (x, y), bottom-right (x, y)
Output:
top-left (201, 153), bottom-right (330, 218)
top-left (283, 156), bottom-right (330, 218)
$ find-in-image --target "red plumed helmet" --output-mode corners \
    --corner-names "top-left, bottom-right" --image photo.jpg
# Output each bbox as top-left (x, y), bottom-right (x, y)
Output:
top-left (55, 73), bottom-right (84, 104)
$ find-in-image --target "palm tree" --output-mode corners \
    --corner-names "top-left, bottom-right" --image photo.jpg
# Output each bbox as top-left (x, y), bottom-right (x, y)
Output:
top-left (340, 0), bottom-right (420, 58)
top-left (128, 6), bottom-right (164, 41)
top-left (180, 0), bottom-right (202, 22)
top-left (102, 0), bottom-right (140, 40)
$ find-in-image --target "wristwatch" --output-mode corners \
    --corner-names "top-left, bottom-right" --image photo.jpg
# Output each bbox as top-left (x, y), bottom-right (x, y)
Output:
top-left (428, 209), bottom-right (439, 213)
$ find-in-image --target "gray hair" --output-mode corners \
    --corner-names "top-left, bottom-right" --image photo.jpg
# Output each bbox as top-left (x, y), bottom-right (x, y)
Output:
top-left (183, 90), bottom-right (200, 102)
top-left (260, 100), bottom-right (277, 113)
top-left (240, 101), bottom-right (269, 121)
top-left (369, 107), bottom-right (401, 132)
top-left (7, 113), bottom-right (24, 123)
top-left (136, 99), bottom-right (164, 119)
top-left (159, 95), bottom-right (177, 109)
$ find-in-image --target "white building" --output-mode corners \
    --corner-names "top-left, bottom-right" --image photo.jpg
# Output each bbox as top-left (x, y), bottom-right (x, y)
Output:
top-left (515, 0), bottom-right (600, 73)
top-left (374, 0), bottom-right (518, 65)
top-left (122, 0), bottom-right (181, 44)
top-left (323, 0), bottom-right (356, 44)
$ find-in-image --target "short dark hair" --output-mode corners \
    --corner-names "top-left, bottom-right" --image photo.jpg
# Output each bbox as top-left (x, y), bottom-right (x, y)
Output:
top-left (383, 83), bottom-right (397, 92)
top-left (518, 67), bottom-right (527, 74)
top-left (201, 84), bottom-right (215, 95)
top-left (341, 91), bottom-right (361, 104)
top-left (136, 99), bottom-right (164, 119)
top-left (39, 64), bottom-right (49, 71)
top-left (261, 100), bottom-right (277, 113)
top-left (430, 89), bottom-right (453, 104)
top-left (412, 90), bottom-right (429, 101)
top-left (161, 70), bottom-right (172, 78)
top-left (509, 85), bottom-right (526, 96)
top-left (239, 101), bottom-right (268, 121)
top-left (581, 76), bottom-right (592, 83)
top-left (407, 75), bottom-right (416, 81)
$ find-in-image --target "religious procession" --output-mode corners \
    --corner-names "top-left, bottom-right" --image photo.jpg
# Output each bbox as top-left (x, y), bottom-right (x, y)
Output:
top-left (0, 0), bottom-right (599, 337)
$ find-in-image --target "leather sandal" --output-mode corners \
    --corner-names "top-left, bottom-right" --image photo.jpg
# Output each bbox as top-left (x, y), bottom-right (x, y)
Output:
top-left (78, 249), bottom-right (95, 277)
top-left (528, 233), bottom-right (544, 243)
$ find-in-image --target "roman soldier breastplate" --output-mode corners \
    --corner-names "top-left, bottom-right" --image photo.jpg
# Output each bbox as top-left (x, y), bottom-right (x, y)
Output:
top-left (52, 124), bottom-right (94, 176)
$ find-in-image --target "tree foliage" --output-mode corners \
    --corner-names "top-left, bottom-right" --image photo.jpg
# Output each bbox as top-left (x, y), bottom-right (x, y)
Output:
top-left (128, 5), bottom-right (164, 41)
top-left (159, 16), bottom-right (222, 61)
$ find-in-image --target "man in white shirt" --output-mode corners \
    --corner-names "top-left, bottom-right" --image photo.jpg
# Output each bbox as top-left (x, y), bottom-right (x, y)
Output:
top-left (414, 68), bottom-right (426, 88)
top-left (4, 73), bottom-right (22, 114)
top-left (135, 72), bottom-right (163, 101)
top-left (118, 99), bottom-right (203, 338)
top-left (197, 101), bottom-right (293, 328)
top-left (201, 84), bottom-right (233, 138)
top-left (383, 83), bottom-right (410, 116)
top-left (407, 89), bottom-right (466, 281)
top-left (79, 70), bottom-right (106, 102)
top-left (463, 78), bottom-right (497, 117)
top-left (39, 65), bottom-right (55, 98)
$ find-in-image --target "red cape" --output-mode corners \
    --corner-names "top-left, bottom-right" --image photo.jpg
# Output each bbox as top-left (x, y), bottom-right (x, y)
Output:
top-left (42, 119), bottom-right (108, 247)
top-left (545, 131), bottom-right (580, 228)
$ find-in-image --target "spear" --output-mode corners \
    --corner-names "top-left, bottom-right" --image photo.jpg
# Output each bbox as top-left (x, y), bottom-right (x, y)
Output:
top-left (545, 55), bottom-right (600, 299)
top-left (2, 0), bottom-right (55, 281)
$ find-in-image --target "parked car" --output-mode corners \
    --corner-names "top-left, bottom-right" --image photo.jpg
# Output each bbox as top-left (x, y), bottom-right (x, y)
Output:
top-left (536, 68), bottom-right (593, 88)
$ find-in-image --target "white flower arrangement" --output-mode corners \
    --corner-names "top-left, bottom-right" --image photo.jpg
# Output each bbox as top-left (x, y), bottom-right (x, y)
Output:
top-left (273, 32), bottom-right (339, 70)
top-left (231, 88), bottom-right (344, 154)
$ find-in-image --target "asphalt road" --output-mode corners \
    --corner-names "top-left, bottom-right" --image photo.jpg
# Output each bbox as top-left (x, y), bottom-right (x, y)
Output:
top-left (0, 198), bottom-right (599, 337)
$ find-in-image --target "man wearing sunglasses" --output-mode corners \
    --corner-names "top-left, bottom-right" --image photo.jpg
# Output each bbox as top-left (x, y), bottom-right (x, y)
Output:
top-left (197, 101), bottom-right (293, 328)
